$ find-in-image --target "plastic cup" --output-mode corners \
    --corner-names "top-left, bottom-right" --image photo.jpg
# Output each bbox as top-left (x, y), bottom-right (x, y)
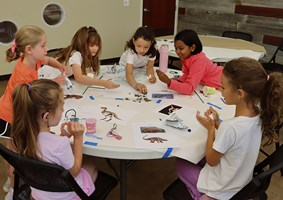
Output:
top-left (203, 86), bottom-right (216, 96)
top-left (86, 118), bottom-right (96, 134)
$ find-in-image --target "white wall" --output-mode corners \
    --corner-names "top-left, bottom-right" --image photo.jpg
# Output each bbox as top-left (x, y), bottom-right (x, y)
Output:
top-left (0, 0), bottom-right (142, 75)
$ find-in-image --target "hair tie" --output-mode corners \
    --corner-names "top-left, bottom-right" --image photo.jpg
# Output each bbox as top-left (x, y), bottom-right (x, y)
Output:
top-left (11, 40), bottom-right (17, 53)
top-left (267, 75), bottom-right (270, 81)
top-left (27, 83), bottom-right (31, 91)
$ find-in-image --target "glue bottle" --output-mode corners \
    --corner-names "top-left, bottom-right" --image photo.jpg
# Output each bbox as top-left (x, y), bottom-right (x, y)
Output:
top-left (159, 44), bottom-right (169, 73)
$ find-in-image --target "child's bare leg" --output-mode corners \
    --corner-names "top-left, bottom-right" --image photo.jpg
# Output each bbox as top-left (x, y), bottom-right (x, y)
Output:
top-left (82, 155), bottom-right (98, 182)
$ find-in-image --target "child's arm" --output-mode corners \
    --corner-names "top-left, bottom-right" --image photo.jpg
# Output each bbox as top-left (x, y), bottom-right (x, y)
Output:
top-left (65, 122), bottom-right (84, 177)
top-left (196, 111), bottom-right (223, 166)
top-left (126, 63), bottom-right (147, 94)
top-left (72, 63), bottom-right (119, 89)
top-left (44, 56), bottom-right (69, 74)
top-left (146, 60), bottom-right (156, 83)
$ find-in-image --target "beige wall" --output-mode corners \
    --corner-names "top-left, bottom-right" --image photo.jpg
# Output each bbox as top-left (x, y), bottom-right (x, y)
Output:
top-left (0, 0), bottom-right (142, 75)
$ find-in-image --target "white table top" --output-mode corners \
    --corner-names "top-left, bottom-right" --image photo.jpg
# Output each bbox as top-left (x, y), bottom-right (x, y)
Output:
top-left (53, 65), bottom-right (235, 164)
top-left (156, 35), bottom-right (266, 62)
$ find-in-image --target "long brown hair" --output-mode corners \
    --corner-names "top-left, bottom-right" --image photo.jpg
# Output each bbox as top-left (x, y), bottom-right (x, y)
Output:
top-left (11, 79), bottom-right (62, 159)
top-left (223, 57), bottom-right (283, 145)
top-left (56, 26), bottom-right (102, 75)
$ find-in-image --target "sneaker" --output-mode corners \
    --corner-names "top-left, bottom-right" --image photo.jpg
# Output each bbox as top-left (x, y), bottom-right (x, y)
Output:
top-left (2, 177), bottom-right (11, 193)
top-left (5, 188), bottom-right (13, 200)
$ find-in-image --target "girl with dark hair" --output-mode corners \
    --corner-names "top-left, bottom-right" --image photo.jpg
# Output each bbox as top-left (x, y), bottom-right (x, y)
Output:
top-left (156, 29), bottom-right (223, 95)
top-left (119, 26), bottom-right (158, 94)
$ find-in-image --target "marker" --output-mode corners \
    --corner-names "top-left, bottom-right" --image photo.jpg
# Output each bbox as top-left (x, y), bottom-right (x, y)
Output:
top-left (115, 98), bottom-right (124, 100)
top-left (194, 91), bottom-right (204, 104)
top-left (89, 86), bottom-right (105, 90)
top-left (207, 102), bottom-right (222, 110)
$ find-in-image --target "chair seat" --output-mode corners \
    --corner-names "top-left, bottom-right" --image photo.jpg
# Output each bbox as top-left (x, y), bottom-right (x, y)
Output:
top-left (163, 178), bottom-right (192, 200)
top-left (92, 170), bottom-right (118, 200)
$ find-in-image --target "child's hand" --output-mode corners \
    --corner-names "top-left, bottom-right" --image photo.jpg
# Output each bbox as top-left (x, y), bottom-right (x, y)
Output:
top-left (156, 69), bottom-right (171, 85)
top-left (66, 122), bottom-right (85, 139)
top-left (59, 65), bottom-right (70, 74)
top-left (148, 74), bottom-right (156, 83)
top-left (135, 83), bottom-right (147, 94)
top-left (103, 79), bottom-right (120, 89)
top-left (196, 111), bottom-right (215, 132)
top-left (60, 122), bottom-right (72, 138)
top-left (204, 107), bottom-right (220, 129)
top-left (54, 74), bottom-right (65, 85)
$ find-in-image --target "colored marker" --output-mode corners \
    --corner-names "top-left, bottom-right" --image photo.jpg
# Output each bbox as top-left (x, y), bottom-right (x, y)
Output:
top-left (194, 91), bottom-right (204, 104)
top-left (207, 102), bottom-right (222, 110)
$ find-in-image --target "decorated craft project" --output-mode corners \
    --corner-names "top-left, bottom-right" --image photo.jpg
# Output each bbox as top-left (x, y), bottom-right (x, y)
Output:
top-left (165, 113), bottom-right (188, 130)
top-left (142, 135), bottom-right (168, 143)
top-left (107, 123), bottom-right (122, 140)
top-left (64, 109), bottom-right (80, 122)
top-left (101, 107), bottom-right (122, 121)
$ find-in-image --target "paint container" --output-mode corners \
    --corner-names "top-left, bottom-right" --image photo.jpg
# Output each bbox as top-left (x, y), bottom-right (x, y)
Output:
top-left (203, 86), bottom-right (216, 96)
top-left (86, 118), bottom-right (96, 134)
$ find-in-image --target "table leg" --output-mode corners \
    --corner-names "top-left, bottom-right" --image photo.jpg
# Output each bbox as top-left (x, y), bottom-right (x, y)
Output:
top-left (120, 159), bottom-right (127, 200)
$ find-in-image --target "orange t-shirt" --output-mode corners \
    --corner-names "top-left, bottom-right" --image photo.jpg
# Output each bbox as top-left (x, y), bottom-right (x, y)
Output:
top-left (0, 57), bottom-right (44, 123)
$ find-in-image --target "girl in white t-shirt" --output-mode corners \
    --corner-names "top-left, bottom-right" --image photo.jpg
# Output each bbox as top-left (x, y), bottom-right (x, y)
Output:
top-left (11, 79), bottom-right (98, 200)
top-left (119, 26), bottom-right (158, 94)
top-left (176, 57), bottom-right (283, 200)
top-left (56, 26), bottom-right (119, 89)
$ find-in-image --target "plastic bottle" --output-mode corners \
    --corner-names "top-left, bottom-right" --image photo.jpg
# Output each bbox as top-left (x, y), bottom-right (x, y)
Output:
top-left (159, 44), bottom-right (169, 73)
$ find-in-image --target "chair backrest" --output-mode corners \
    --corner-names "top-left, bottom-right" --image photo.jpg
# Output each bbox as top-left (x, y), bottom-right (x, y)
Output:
top-left (230, 144), bottom-right (283, 199)
top-left (0, 143), bottom-right (118, 200)
top-left (47, 48), bottom-right (63, 57)
top-left (222, 30), bottom-right (253, 42)
top-left (163, 145), bottom-right (283, 200)
top-left (269, 40), bottom-right (283, 63)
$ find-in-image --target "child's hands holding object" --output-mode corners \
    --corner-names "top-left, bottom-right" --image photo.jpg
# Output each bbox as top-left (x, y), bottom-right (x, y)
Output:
top-left (156, 69), bottom-right (171, 85)
top-left (102, 79), bottom-right (120, 89)
top-left (196, 107), bottom-right (220, 132)
top-left (135, 83), bottom-right (147, 94)
top-left (147, 74), bottom-right (157, 83)
top-left (60, 122), bottom-right (85, 139)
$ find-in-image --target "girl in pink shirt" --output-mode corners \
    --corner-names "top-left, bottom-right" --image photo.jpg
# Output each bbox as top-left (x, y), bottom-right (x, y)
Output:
top-left (156, 29), bottom-right (223, 95)
top-left (11, 79), bottom-right (97, 200)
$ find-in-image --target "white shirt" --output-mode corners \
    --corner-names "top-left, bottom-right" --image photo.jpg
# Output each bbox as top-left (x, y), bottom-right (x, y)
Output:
top-left (119, 49), bottom-right (155, 68)
top-left (197, 115), bottom-right (262, 200)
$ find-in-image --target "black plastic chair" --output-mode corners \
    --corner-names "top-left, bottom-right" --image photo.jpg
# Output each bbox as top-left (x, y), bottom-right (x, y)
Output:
top-left (0, 143), bottom-right (118, 200)
top-left (47, 48), bottom-right (63, 57)
top-left (222, 30), bottom-right (253, 42)
top-left (163, 144), bottom-right (283, 200)
top-left (262, 40), bottom-right (283, 73)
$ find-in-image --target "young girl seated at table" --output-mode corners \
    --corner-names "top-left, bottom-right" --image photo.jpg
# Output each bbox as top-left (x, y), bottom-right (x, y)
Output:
top-left (119, 26), bottom-right (157, 94)
top-left (56, 26), bottom-right (120, 89)
top-left (0, 25), bottom-right (69, 200)
top-left (176, 57), bottom-right (283, 200)
top-left (11, 79), bottom-right (98, 199)
top-left (156, 29), bottom-right (223, 95)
